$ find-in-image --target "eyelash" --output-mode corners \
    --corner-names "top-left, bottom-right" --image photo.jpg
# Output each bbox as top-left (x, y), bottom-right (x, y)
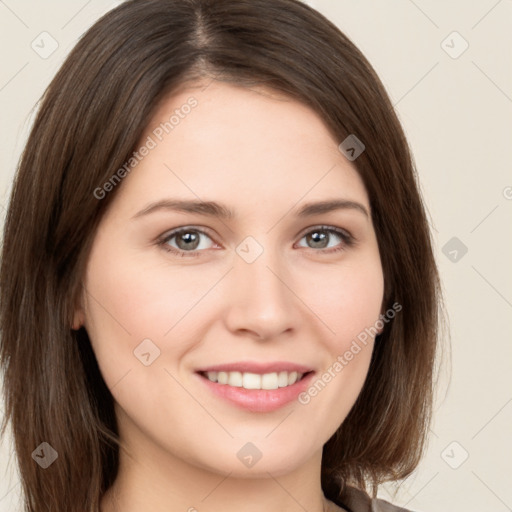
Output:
top-left (157, 225), bottom-right (355, 258)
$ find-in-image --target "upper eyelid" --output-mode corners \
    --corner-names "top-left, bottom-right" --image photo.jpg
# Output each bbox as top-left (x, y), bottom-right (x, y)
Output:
top-left (159, 225), bottom-right (217, 243)
top-left (296, 224), bottom-right (352, 239)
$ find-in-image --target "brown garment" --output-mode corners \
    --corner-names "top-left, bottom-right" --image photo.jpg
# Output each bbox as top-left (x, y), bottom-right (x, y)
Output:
top-left (334, 485), bottom-right (414, 512)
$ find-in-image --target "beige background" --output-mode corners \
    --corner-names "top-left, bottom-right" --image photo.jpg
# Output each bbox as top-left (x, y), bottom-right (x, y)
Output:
top-left (1, 1), bottom-right (511, 510)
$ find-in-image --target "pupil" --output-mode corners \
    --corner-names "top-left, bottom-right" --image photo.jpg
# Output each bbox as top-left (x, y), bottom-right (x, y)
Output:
top-left (308, 230), bottom-right (327, 248)
top-left (177, 231), bottom-right (199, 250)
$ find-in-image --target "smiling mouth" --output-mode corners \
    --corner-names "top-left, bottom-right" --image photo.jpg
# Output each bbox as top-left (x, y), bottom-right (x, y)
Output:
top-left (198, 370), bottom-right (313, 390)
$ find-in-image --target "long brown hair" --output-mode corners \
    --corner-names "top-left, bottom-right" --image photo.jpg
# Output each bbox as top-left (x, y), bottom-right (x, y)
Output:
top-left (0, 0), bottom-right (445, 510)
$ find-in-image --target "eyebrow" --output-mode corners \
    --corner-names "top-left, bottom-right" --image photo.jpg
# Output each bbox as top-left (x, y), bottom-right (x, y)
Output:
top-left (132, 198), bottom-right (369, 220)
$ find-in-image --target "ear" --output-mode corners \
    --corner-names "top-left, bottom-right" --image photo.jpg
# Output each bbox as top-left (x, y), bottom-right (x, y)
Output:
top-left (71, 290), bottom-right (85, 330)
top-left (72, 308), bottom-right (85, 330)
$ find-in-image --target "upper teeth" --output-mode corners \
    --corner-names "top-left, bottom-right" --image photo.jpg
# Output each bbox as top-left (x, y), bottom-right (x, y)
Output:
top-left (205, 371), bottom-right (303, 390)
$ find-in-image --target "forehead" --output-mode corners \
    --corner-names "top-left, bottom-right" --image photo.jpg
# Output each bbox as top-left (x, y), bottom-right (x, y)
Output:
top-left (112, 81), bottom-right (370, 217)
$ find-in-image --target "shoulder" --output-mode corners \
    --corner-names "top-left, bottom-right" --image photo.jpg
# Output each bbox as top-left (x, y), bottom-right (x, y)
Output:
top-left (333, 484), bottom-right (416, 512)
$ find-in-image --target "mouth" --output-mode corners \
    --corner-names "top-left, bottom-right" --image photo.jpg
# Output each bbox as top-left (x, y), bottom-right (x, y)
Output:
top-left (194, 363), bottom-right (315, 412)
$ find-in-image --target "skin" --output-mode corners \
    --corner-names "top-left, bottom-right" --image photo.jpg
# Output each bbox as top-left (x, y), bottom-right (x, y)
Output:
top-left (74, 81), bottom-right (385, 512)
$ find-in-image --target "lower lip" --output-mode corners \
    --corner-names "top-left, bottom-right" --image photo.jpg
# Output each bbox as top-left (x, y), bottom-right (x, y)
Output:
top-left (196, 372), bottom-right (315, 412)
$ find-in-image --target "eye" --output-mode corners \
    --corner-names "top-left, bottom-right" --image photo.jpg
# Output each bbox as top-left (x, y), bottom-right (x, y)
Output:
top-left (158, 227), bottom-right (217, 257)
top-left (296, 226), bottom-right (354, 254)
top-left (157, 225), bottom-right (355, 258)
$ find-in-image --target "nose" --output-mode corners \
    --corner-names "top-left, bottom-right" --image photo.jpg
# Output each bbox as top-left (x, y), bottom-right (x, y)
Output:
top-left (222, 242), bottom-right (303, 341)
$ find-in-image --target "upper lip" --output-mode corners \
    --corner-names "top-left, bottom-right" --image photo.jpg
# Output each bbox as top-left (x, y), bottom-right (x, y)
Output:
top-left (195, 361), bottom-right (314, 374)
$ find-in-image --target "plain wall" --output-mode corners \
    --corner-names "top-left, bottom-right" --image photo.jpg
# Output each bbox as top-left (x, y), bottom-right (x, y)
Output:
top-left (1, 1), bottom-right (511, 510)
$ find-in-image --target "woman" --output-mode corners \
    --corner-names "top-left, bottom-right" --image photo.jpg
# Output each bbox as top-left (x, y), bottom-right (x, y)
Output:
top-left (0, 1), bottom-right (443, 511)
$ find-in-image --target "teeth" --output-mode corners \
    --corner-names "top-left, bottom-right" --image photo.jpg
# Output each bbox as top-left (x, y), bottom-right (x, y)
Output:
top-left (243, 372), bottom-right (261, 389)
top-left (204, 370), bottom-right (304, 389)
top-left (217, 371), bottom-right (228, 385)
top-left (277, 371), bottom-right (288, 387)
top-left (228, 371), bottom-right (243, 387)
top-left (261, 372), bottom-right (278, 390)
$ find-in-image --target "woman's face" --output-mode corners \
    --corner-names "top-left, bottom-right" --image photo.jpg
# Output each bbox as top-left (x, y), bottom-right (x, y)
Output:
top-left (76, 81), bottom-right (384, 477)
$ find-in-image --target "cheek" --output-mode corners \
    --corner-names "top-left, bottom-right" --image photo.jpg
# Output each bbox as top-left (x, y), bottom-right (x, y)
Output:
top-left (301, 254), bottom-right (382, 370)
top-left (293, 265), bottom-right (383, 425)
top-left (82, 242), bottom-right (222, 384)
top-left (299, 256), bottom-right (384, 348)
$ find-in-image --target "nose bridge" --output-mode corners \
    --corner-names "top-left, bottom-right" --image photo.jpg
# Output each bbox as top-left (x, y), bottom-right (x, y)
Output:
top-left (225, 234), bottom-right (299, 339)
